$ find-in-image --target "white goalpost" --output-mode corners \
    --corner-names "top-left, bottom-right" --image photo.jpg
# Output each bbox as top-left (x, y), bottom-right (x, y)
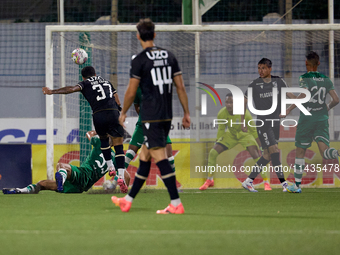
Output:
top-left (45, 23), bottom-right (340, 180)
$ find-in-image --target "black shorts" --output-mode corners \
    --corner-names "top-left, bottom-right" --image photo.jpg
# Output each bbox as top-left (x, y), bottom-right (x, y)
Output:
top-left (92, 110), bottom-right (124, 138)
top-left (142, 121), bottom-right (171, 149)
top-left (256, 120), bottom-right (280, 149)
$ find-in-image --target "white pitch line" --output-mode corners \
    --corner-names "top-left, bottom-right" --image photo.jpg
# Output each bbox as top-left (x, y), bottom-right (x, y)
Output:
top-left (0, 229), bottom-right (339, 235)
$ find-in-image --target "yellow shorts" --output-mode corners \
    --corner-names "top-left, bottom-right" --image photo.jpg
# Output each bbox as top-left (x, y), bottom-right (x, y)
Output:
top-left (216, 131), bottom-right (258, 150)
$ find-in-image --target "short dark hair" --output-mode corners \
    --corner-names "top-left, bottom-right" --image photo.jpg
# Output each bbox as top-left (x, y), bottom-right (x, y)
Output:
top-left (306, 51), bottom-right (319, 66)
top-left (226, 93), bottom-right (233, 98)
top-left (258, 58), bottom-right (272, 68)
top-left (81, 66), bottom-right (96, 78)
top-left (136, 18), bottom-right (155, 42)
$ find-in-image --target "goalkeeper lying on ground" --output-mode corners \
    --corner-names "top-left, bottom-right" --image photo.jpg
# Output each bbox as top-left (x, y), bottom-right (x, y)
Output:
top-left (2, 131), bottom-right (130, 194)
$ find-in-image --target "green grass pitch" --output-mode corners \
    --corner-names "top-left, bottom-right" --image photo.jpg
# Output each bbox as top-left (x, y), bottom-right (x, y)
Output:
top-left (1, 188), bottom-right (340, 255)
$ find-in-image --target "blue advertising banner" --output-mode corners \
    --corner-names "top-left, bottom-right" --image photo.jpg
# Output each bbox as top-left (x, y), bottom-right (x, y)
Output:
top-left (0, 144), bottom-right (32, 189)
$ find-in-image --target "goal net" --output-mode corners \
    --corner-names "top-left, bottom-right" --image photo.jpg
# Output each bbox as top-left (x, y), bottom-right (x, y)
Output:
top-left (46, 24), bottom-right (340, 186)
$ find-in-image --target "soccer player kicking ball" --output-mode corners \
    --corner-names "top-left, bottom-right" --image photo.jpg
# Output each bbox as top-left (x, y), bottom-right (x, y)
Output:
top-left (111, 18), bottom-right (190, 214)
top-left (281, 51), bottom-right (339, 193)
top-left (42, 66), bottom-right (128, 193)
top-left (3, 131), bottom-right (130, 194)
top-left (241, 58), bottom-right (296, 192)
top-left (199, 93), bottom-right (272, 191)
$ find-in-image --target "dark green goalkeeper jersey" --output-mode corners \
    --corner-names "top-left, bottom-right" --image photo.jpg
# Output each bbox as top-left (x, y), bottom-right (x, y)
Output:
top-left (63, 136), bottom-right (116, 193)
top-left (298, 71), bottom-right (335, 123)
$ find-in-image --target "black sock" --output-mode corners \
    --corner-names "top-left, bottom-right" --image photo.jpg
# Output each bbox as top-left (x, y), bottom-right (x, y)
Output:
top-left (249, 156), bottom-right (270, 180)
top-left (157, 159), bottom-right (179, 200)
top-left (271, 152), bottom-right (285, 183)
top-left (128, 160), bottom-right (151, 198)
top-left (100, 138), bottom-right (111, 161)
top-left (114, 145), bottom-right (125, 170)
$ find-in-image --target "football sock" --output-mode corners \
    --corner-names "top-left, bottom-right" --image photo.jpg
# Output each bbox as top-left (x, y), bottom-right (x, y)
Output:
top-left (114, 145), bottom-right (125, 171)
top-left (157, 159), bottom-right (179, 200)
top-left (171, 198), bottom-right (181, 207)
top-left (294, 158), bottom-right (304, 187)
top-left (106, 160), bottom-right (113, 169)
top-left (168, 156), bottom-right (176, 172)
top-left (208, 148), bottom-right (219, 179)
top-left (323, 148), bottom-right (338, 159)
top-left (118, 168), bottom-right (125, 180)
top-left (18, 184), bottom-right (38, 194)
top-left (125, 149), bottom-right (136, 168)
top-left (128, 160), bottom-right (151, 199)
top-left (124, 194), bottom-right (134, 203)
top-left (249, 156), bottom-right (270, 180)
top-left (58, 168), bottom-right (67, 185)
top-left (271, 152), bottom-right (286, 183)
top-left (100, 138), bottom-right (112, 161)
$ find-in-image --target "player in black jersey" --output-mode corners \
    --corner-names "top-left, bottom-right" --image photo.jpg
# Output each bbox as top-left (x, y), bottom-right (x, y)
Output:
top-left (111, 18), bottom-right (190, 214)
top-left (42, 66), bottom-right (128, 193)
top-left (241, 58), bottom-right (296, 192)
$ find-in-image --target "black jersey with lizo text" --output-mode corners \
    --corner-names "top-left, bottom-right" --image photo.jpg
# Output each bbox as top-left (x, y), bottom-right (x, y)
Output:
top-left (244, 75), bottom-right (288, 120)
top-left (130, 46), bottom-right (182, 122)
top-left (77, 76), bottom-right (118, 113)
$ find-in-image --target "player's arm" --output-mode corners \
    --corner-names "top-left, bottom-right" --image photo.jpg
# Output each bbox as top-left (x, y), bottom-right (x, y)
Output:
top-left (173, 74), bottom-right (190, 128)
top-left (119, 78), bottom-right (139, 127)
top-left (286, 92), bottom-right (297, 99)
top-left (42, 85), bottom-right (81, 95)
top-left (327, 90), bottom-right (340, 111)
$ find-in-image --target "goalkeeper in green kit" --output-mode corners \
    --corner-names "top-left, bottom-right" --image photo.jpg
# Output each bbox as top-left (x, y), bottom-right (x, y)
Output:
top-left (281, 51), bottom-right (339, 193)
top-left (3, 131), bottom-right (130, 194)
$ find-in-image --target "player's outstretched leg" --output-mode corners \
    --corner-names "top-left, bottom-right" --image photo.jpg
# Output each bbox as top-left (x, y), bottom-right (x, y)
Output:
top-left (156, 159), bottom-right (184, 214)
top-left (55, 169), bottom-right (67, 192)
top-left (3, 184), bottom-right (39, 194)
top-left (111, 160), bottom-right (151, 212)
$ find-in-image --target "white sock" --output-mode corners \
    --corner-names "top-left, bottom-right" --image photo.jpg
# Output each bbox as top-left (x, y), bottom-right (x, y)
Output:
top-left (171, 198), bottom-right (181, 207)
top-left (106, 160), bottom-right (113, 169)
top-left (124, 194), bottom-right (134, 203)
top-left (118, 168), bottom-right (125, 180)
top-left (17, 187), bottom-right (30, 194)
top-left (18, 184), bottom-right (37, 194)
top-left (207, 176), bottom-right (214, 181)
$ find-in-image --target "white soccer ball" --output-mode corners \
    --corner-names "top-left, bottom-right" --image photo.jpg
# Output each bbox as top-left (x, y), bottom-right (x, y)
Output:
top-left (71, 48), bottom-right (88, 65)
top-left (103, 180), bottom-right (116, 191)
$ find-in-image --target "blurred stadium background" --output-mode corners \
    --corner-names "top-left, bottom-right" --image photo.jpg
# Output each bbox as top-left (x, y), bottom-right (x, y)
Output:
top-left (1, 0), bottom-right (340, 190)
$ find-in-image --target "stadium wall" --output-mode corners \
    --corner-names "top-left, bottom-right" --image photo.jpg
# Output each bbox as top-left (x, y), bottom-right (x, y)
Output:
top-left (1, 18), bottom-right (340, 119)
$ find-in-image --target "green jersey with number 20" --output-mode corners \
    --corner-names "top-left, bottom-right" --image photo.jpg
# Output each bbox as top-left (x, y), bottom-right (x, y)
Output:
top-left (298, 71), bottom-right (334, 123)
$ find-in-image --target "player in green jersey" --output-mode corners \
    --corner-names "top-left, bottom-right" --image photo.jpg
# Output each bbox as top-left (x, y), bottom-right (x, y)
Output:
top-left (199, 93), bottom-right (268, 190)
top-left (282, 51), bottom-right (339, 193)
top-left (125, 87), bottom-right (177, 176)
top-left (2, 131), bottom-right (130, 194)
